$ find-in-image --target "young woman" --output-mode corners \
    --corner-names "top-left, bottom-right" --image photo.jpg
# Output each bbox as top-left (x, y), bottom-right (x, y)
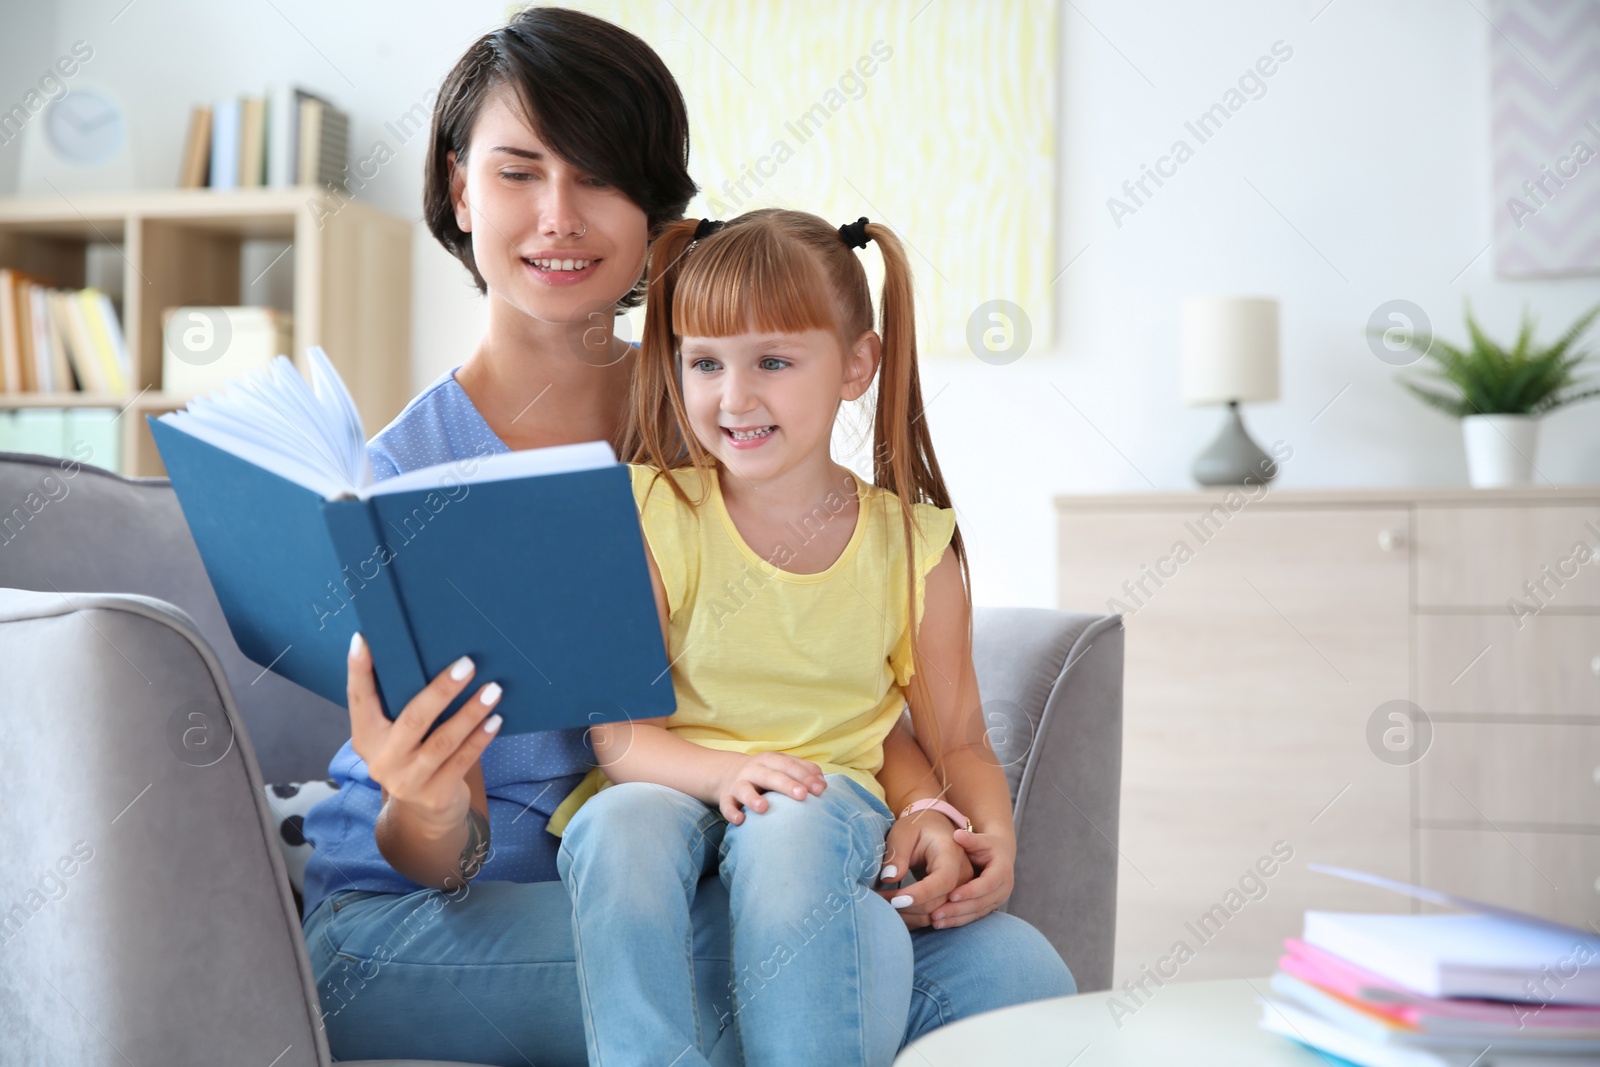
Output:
top-left (298, 10), bottom-right (1072, 1065)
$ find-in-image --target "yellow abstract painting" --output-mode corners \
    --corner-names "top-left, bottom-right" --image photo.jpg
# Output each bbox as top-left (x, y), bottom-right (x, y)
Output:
top-left (547, 0), bottom-right (1057, 358)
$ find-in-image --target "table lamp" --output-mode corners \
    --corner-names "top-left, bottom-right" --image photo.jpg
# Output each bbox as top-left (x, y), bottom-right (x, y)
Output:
top-left (1181, 297), bottom-right (1281, 486)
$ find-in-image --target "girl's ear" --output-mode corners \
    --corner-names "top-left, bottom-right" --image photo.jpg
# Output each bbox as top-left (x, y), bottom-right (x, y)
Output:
top-left (841, 330), bottom-right (881, 402)
top-left (448, 150), bottom-right (472, 233)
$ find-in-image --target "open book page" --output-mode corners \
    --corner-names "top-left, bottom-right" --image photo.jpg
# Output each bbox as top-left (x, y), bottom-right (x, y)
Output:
top-left (158, 346), bottom-right (371, 498)
top-left (158, 346), bottom-right (617, 498)
top-left (371, 441), bottom-right (618, 496)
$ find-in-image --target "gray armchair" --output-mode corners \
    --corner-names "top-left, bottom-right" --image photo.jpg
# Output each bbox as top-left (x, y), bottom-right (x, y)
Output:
top-left (0, 451), bottom-right (1123, 1066)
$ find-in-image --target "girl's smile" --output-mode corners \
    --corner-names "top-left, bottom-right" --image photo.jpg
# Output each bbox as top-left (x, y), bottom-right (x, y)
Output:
top-left (722, 424), bottom-right (777, 447)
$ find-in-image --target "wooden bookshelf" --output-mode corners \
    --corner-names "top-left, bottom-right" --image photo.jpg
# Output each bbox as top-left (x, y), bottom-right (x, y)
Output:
top-left (0, 187), bottom-right (412, 476)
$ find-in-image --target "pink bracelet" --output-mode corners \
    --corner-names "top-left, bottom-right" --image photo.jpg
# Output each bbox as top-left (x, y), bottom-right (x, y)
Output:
top-left (899, 798), bottom-right (973, 833)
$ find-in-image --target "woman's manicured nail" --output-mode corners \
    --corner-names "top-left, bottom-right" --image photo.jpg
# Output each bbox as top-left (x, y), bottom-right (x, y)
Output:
top-left (891, 895), bottom-right (913, 909)
top-left (881, 865), bottom-right (898, 882)
top-left (949, 893), bottom-right (961, 902)
top-left (481, 683), bottom-right (502, 707)
top-left (450, 656), bottom-right (474, 681)
top-left (349, 632), bottom-right (364, 657)
top-left (483, 714), bottom-right (502, 734)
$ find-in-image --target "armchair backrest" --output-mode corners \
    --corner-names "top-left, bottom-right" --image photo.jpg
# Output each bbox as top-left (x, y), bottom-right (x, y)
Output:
top-left (0, 452), bottom-right (348, 782)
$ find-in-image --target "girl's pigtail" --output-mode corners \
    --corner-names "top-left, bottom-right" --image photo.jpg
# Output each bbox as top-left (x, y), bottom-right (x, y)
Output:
top-left (621, 217), bottom-right (710, 507)
top-left (865, 222), bottom-right (974, 789)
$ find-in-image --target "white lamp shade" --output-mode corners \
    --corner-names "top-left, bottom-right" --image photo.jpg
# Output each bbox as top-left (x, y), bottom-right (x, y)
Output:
top-left (1181, 297), bottom-right (1281, 406)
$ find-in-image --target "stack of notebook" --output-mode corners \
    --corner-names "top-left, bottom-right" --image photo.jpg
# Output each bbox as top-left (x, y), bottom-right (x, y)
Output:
top-left (1259, 867), bottom-right (1600, 1066)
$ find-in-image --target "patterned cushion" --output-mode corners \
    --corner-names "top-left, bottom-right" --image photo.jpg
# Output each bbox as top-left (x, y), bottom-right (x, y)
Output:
top-left (262, 779), bottom-right (339, 915)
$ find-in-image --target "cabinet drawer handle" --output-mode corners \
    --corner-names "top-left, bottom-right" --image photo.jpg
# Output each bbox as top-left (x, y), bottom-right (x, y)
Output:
top-left (1378, 529), bottom-right (1404, 552)
top-left (1592, 655), bottom-right (1600, 678)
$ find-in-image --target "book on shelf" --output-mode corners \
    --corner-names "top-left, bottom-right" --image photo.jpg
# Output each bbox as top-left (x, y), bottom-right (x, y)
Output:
top-left (147, 347), bottom-right (673, 734)
top-left (0, 270), bottom-right (130, 398)
top-left (1257, 864), bottom-right (1600, 1066)
top-left (238, 96), bottom-right (266, 188)
top-left (181, 85), bottom-right (347, 191)
top-left (266, 84), bottom-right (334, 188)
top-left (179, 104), bottom-right (211, 188)
top-left (209, 97), bottom-right (240, 190)
top-left (295, 97), bottom-right (350, 189)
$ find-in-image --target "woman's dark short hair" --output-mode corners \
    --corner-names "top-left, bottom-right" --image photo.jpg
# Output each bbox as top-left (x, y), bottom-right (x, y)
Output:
top-left (423, 7), bottom-right (697, 309)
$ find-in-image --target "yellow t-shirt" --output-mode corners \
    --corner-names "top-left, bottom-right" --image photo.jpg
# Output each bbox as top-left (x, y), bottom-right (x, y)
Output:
top-left (545, 461), bottom-right (956, 836)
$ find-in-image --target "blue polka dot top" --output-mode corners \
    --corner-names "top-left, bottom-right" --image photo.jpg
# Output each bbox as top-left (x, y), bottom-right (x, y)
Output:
top-left (300, 364), bottom-right (596, 918)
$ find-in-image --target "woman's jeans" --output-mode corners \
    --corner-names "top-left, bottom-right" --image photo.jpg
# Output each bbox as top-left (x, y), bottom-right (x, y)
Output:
top-left (557, 775), bottom-right (908, 1067)
top-left (302, 791), bottom-right (1076, 1066)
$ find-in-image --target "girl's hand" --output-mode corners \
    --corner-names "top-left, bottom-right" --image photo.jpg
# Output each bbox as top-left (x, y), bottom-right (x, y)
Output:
top-left (877, 813), bottom-right (975, 929)
top-left (716, 752), bottom-right (826, 824)
top-left (929, 828), bottom-right (1017, 929)
top-left (347, 634), bottom-right (503, 835)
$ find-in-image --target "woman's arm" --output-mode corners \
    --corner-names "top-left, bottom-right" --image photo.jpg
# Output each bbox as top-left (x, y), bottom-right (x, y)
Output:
top-left (875, 713), bottom-right (976, 928)
top-left (346, 635), bottom-right (504, 892)
top-left (903, 546), bottom-right (1019, 925)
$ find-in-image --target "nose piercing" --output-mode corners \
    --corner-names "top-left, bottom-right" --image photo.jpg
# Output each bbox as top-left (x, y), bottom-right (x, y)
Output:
top-left (571, 221), bottom-right (587, 238)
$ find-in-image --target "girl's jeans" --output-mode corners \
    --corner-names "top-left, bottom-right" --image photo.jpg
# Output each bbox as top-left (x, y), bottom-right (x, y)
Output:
top-left (557, 775), bottom-right (908, 1067)
top-left (302, 782), bottom-right (1075, 1066)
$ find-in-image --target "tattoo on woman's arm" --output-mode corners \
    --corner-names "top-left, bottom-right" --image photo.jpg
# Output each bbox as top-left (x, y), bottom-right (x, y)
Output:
top-left (459, 808), bottom-right (490, 881)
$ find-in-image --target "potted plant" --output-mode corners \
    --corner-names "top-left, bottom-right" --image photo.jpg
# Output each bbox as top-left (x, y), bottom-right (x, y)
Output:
top-left (1388, 299), bottom-right (1600, 487)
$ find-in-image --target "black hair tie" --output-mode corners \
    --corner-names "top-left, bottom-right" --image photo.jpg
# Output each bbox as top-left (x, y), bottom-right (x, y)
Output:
top-left (694, 218), bottom-right (724, 241)
top-left (838, 216), bottom-right (871, 249)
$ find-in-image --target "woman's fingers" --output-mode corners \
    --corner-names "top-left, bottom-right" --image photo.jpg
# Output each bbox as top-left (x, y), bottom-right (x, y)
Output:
top-left (391, 654), bottom-right (480, 745)
top-left (420, 683), bottom-right (504, 789)
top-left (877, 886), bottom-right (939, 928)
top-left (345, 633), bottom-right (389, 739)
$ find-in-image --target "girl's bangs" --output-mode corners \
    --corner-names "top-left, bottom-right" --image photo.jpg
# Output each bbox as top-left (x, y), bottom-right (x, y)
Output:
top-left (672, 235), bottom-right (838, 339)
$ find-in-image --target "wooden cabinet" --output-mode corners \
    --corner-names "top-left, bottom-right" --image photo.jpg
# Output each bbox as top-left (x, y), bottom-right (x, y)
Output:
top-left (0, 189), bottom-right (413, 476)
top-left (1058, 487), bottom-right (1600, 987)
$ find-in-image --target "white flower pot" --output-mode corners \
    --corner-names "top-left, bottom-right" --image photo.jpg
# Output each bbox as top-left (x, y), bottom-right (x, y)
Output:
top-left (1461, 414), bottom-right (1539, 487)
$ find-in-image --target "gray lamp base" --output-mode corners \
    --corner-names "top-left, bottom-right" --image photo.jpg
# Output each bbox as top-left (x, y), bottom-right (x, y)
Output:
top-left (1192, 401), bottom-right (1277, 486)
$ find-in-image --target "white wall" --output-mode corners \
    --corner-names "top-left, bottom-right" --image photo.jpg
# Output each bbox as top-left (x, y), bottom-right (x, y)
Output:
top-left (10, 0), bottom-right (1600, 607)
top-left (0, 5), bottom-right (61, 194)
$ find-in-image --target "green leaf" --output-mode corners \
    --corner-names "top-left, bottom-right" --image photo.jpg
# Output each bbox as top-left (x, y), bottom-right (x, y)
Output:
top-left (1401, 379), bottom-right (1471, 418)
top-left (1397, 299), bottom-right (1600, 417)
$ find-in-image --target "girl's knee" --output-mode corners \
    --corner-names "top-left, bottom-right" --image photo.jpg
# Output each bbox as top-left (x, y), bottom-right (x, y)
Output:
top-left (720, 783), bottom-right (887, 888)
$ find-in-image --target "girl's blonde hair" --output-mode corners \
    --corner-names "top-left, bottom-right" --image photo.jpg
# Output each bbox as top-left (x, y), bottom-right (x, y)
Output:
top-left (621, 208), bottom-right (971, 790)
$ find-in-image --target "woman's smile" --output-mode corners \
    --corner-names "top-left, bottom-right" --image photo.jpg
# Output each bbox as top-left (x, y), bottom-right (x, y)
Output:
top-left (522, 254), bottom-right (603, 287)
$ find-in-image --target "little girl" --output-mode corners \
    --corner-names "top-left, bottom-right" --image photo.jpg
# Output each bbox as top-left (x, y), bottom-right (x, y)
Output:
top-left (550, 209), bottom-right (1019, 1067)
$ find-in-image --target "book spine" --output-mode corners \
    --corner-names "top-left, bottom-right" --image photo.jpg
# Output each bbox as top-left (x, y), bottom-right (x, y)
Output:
top-left (321, 497), bottom-right (429, 721)
top-left (78, 290), bottom-right (124, 393)
top-left (210, 98), bottom-right (239, 189)
top-left (0, 270), bottom-right (20, 394)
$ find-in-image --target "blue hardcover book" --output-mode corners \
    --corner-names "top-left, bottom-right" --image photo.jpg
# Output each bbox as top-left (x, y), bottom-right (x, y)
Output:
top-left (147, 347), bottom-right (672, 736)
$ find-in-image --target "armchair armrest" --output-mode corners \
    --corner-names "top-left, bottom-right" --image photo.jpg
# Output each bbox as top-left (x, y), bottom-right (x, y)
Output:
top-left (971, 607), bottom-right (1124, 993)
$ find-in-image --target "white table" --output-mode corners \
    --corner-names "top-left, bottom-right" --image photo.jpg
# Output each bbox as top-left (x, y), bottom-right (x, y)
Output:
top-left (894, 978), bottom-right (1329, 1066)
